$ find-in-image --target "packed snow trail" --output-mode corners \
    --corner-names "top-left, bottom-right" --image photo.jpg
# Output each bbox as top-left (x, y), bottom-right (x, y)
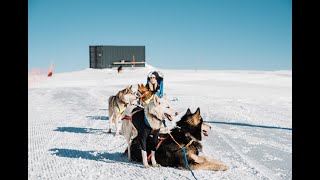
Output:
top-left (28, 68), bottom-right (291, 179)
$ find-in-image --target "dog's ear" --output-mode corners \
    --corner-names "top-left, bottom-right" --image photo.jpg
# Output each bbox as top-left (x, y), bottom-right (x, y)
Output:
top-left (192, 107), bottom-right (201, 125)
top-left (195, 107), bottom-right (200, 117)
top-left (153, 95), bottom-right (160, 105)
top-left (138, 84), bottom-right (140, 88)
top-left (186, 108), bottom-right (192, 115)
top-left (128, 85), bottom-right (132, 90)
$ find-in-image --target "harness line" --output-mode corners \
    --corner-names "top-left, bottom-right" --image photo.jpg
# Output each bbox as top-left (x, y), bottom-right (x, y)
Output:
top-left (157, 121), bottom-right (198, 180)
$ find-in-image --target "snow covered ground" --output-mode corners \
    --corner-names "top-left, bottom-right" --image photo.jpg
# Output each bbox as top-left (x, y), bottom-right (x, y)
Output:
top-left (28, 65), bottom-right (292, 179)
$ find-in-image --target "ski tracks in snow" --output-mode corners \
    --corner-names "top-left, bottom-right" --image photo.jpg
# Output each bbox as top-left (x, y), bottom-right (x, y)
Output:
top-left (203, 122), bottom-right (292, 180)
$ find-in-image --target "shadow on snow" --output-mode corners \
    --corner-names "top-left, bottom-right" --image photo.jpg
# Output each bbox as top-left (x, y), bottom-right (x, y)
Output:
top-left (205, 121), bottom-right (292, 131)
top-left (86, 115), bottom-right (109, 120)
top-left (54, 127), bottom-right (105, 134)
top-left (49, 148), bottom-right (141, 167)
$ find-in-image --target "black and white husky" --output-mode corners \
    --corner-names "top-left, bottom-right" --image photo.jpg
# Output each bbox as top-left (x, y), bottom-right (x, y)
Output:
top-left (121, 95), bottom-right (178, 168)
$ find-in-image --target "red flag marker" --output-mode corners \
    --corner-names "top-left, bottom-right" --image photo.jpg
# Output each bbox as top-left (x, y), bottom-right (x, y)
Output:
top-left (48, 64), bottom-right (54, 77)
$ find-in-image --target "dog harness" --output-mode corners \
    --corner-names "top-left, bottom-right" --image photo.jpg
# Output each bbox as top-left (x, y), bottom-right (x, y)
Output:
top-left (139, 90), bottom-right (151, 104)
top-left (118, 105), bottom-right (125, 114)
top-left (147, 137), bottom-right (166, 162)
top-left (121, 108), bottom-right (143, 121)
top-left (168, 132), bottom-right (197, 180)
top-left (144, 115), bottom-right (157, 131)
top-left (117, 99), bottom-right (128, 114)
top-left (164, 122), bottom-right (197, 180)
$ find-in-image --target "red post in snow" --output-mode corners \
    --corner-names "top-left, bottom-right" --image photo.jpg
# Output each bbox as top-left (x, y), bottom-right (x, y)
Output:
top-left (48, 64), bottom-right (54, 77)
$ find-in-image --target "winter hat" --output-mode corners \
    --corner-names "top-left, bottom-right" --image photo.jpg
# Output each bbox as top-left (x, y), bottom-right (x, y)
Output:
top-left (147, 71), bottom-right (164, 82)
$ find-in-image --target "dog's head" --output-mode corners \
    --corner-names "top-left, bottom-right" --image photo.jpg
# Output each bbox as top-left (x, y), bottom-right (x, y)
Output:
top-left (118, 85), bottom-right (137, 104)
top-left (176, 108), bottom-right (211, 141)
top-left (137, 84), bottom-right (149, 94)
top-left (147, 94), bottom-right (178, 121)
top-left (137, 84), bottom-right (153, 100)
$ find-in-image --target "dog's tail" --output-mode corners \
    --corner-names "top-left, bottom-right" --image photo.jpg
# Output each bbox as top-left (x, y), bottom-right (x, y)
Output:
top-left (108, 96), bottom-right (116, 120)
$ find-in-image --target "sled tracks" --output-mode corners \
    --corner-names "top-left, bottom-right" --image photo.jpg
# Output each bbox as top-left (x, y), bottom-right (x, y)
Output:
top-left (206, 122), bottom-right (292, 180)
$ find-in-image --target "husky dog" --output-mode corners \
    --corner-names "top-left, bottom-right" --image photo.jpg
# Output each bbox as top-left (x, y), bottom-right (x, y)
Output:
top-left (128, 108), bottom-right (229, 171)
top-left (108, 85), bottom-right (137, 135)
top-left (135, 83), bottom-right (170, 133)
top-left (121, 95), bottom-right (178, 167)
top-left (136, 83), bottom-right (154, 107)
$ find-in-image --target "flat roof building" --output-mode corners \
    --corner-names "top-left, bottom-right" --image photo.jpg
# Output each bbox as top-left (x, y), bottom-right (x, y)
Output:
top-left (89, 45), bottom-right (145, 68)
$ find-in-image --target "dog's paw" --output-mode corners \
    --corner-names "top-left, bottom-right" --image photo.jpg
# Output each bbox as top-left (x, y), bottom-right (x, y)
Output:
top-left (219, 164), bottom-right (229, 171)
top-left (144, 164), bottom-right (151, 168)
top-left (151, 163), bottom-right (161, 167)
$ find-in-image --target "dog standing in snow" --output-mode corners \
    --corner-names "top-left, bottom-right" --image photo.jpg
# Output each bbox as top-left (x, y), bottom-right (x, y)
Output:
top-left (108, 85), bottom-right (137, 135)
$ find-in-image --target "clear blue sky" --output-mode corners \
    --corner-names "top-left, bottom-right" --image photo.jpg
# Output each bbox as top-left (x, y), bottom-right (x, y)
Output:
top-left (28, 0), bottom-right (292, 73)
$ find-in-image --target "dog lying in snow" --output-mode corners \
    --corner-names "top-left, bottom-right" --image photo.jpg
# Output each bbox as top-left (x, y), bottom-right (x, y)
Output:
top-left (127, 108), bottom-right (229, 171)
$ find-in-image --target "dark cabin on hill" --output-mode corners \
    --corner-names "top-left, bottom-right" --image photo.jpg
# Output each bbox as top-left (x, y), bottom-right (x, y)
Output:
top-left (89, 45), bottom-right (146, 69)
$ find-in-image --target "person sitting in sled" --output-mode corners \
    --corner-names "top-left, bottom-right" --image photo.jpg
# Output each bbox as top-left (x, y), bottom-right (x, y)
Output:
top-left (138, 71), bottom-right (164, 106)
top-left (145, 71), bottom-right (171, 133)
top-left (146, 71), bottom-right (164, 98)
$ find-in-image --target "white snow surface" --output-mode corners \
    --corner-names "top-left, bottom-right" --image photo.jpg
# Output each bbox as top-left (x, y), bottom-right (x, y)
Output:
top-left (28, 66), bottom-right (292, 180)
